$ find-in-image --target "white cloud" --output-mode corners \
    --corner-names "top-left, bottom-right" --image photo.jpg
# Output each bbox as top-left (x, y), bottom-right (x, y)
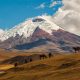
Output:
top-left (49, 1), bottom-right (62, 8)
top-left (52, 0), bottom-right (80, 36)
top-left (62, 0), bottom-right (80, 13)
top-left (50, 1), bottom-right (57, 8)
top-left (35, 3), bottom-right (45, 9)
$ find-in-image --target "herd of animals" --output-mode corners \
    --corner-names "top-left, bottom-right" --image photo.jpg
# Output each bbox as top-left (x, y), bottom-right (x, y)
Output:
top-left (13, 47), bottom-right (80, 67)
top-left (73, 47), bottom-right (80, 53)
top-left (14, 52), bottom-right (53, 67)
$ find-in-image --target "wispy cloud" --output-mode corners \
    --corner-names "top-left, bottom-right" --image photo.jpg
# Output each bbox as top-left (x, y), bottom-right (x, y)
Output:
top-left (49, 1), bottom-right (62, 8)
top-left (50, 1), bottom-right (57, 8)
top-left (35, 3), bottom-right (45, 9)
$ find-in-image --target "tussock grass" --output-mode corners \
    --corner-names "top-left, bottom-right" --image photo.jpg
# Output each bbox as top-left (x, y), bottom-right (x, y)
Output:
top-left (0, 53), bottom-right (80, 80)
top-left (0, 64), bottom-right (14, 70)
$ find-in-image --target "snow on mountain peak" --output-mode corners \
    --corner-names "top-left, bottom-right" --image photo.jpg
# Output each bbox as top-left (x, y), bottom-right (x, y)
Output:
top-left (0, 29), bottom-right (4, 35)
top-left (0, 15), bottom-right (62, 41)
top-left (33, 15), bottom-right (62, 32)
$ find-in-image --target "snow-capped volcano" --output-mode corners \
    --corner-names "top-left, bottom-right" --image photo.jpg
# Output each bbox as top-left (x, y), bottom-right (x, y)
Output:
top-left (0, 15), bottom-right (80, 52)
top-left (0, 15), bottom-right (61, 41)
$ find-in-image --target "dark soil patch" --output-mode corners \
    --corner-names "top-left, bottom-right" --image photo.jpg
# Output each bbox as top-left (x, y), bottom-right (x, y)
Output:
top-left (58, 60), bottom-right (78, 69)
top-left (29, 64), bottom-right (51, 70)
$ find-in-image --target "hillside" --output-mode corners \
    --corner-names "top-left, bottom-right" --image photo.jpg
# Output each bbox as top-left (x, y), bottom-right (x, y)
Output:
top-left (0, 53), bottom-right (80, 80)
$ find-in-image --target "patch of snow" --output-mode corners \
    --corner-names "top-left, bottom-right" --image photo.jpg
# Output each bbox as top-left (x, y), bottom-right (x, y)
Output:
top-left (0, 15), bottom-right (63, 41)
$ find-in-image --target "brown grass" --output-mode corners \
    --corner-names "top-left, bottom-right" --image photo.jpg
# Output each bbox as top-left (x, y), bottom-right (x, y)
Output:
top-left (0, 52), bottom-right (80, 80)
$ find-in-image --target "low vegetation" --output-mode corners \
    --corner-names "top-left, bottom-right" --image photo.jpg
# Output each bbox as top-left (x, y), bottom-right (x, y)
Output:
top-left (0, 53), bottom-right (80, 80)
top-left (0, 64), bottom-right (14, 71)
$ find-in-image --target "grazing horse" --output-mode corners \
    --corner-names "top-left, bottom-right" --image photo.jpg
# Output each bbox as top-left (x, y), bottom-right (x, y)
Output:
top-left (24, 59), bottom-right (28, 63)
top-left (48, 52), bottom-right (53, 58)
top-left (14, 62), bottom-right (18, 67)
top-left (73, 47), bottom-right (80, 53)
top-left (40, 54), bottom-right (47, 60)
top-left (30, 58), bottom-right (32, 62)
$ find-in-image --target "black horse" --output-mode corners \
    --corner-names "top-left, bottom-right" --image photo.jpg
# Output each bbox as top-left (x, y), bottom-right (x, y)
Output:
top-left (48, 52), bottom-right (53, 58)
top-left (73, 47), bottom-right (80, 53)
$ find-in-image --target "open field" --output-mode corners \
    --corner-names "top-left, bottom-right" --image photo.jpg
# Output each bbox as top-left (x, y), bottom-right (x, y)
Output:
top-left (0, 64), bottom-right (14, 71)
top-left (0, 49), bottom-right (50, 61)
top-left (0, 52), bottom-right (80, 80)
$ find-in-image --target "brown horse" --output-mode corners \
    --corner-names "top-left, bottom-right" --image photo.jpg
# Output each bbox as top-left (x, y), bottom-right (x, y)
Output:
top-left (73, 47), bottom-right (80, 53)
top-left (40, 54), bottom-right (47, 60)
top-left (14, 62), bottom-right (18, 67)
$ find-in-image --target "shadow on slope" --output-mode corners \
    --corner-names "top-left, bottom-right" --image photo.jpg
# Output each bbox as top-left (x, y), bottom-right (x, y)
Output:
top-left (58, 60), bottom-right (79, 69)
top-left (14, 39), bottom-right (47, 50)
top-left (1, 54), bottom-right (40, 65)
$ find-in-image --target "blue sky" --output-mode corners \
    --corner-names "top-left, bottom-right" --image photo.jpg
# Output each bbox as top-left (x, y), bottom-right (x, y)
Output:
top-left (0, 0), bottom-right (63, 29)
